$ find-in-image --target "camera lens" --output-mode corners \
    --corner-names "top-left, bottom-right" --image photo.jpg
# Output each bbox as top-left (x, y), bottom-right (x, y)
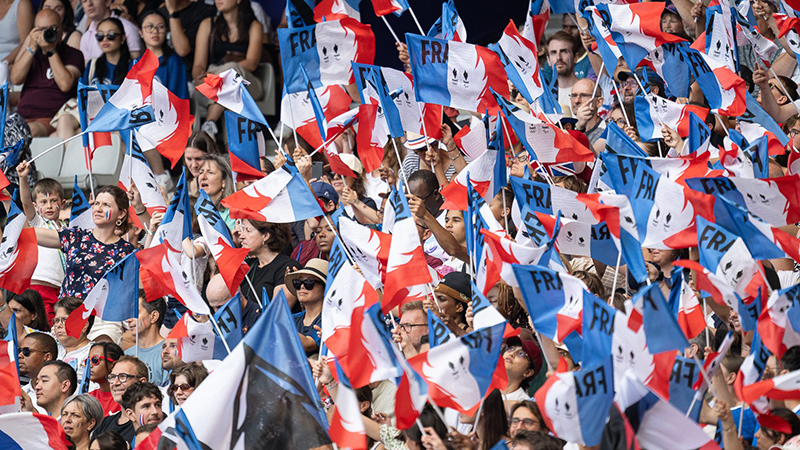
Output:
top-left (43, 27), bottom-right (57, 44)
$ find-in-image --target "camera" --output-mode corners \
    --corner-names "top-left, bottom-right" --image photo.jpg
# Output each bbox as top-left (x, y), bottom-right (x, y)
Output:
top-left (43, 26), bottom-right (58, 44)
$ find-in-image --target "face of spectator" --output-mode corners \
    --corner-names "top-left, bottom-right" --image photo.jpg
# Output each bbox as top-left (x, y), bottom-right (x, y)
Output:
top-left (398, 309), bottom-right (427, 351)
top-left (34, 191), bottom-right (63, 221)
top-left (109, 361), bottom-right (143, 403)
top-left (509, 407), bottom-right (542, 437)
top-left (34, 10), bottom-right (62, 43)
top-left (435, 293), bottom-right (462, 322)
top-left (184, 147), bottom-right (206, 179)
top-left (215, 0), bottom-right (238, 14)
top-left (408, 179), bottom-right (441, 216)
top-left (547, 39), bottom-right (575, 77)
top-left (488, 191), bottom-right (507, 225)
top-left (52, 307), bottom-right (81, 347)
top-left (445, 210), bottom-right (466, 245)
top-left (96, 21), bottom-right (124, 55)
top-left (562, 15), bottom-right (581, 42)
top-left (8, 299), bottom-right (36, 327)
top-left (314, 221), bottom-right (334, 254)
top-left (570, 79), bottom-right (599, 114)
top-left (126, 395), bottom-right (163, 428)
top-left (42, 0), bottom-right (66, 22)
top-left (661, 12), bottom-right (684, 35)
top-left (648, 248), bottom-right (674, 268)
top-left (504, 345), bottom-right (534, 383)
top-left (238, 220), bottom-right (268, 253)
top-left (295, 276), bottom-right (324, 305)
top-left (139, 13), bottom-right (166, 49)
top-left (88, 345), bottom-right (114, 383)
top-left (81, 0), bottom-right (109, 22)
top-left (18, 336), bottom-right (52, 379)
top-left (161, 339), bottom-right (184, 371)
top-left (198, 161), bottom-right (226, 198)
top-left (787, 122), bottom-right (800, 151)
top-left (92, 192), bottom-right (125, 230)
top-left (620, 78), bottom-right (637, 103)
top-left (61, 401), bottom-right (95, 441)
top-left (608, 108), bottom-right (628, 130)
top-left (35, 365), bottom-right (68, 410)
top-left (171, 374), bottom-right (195, 405)
top-left (328, 172), bottom-right (345, 194)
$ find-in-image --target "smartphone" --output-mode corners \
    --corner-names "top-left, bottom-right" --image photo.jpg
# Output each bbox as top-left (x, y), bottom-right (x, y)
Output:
top-left (311, 161), bottom-right (323, 179)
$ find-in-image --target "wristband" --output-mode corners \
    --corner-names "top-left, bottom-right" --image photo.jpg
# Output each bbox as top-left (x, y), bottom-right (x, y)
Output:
top-left (26, 46), bottom-right (34, 55)
top-left (44, 50), bottom-right (55, 58)
top-left (170, 11), bottom-right (180, 18)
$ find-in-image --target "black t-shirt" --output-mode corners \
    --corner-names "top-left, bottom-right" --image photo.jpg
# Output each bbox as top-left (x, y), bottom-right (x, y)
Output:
top-left (93, 411), bottom-right (134, 443)
top-left (159, 2), bottom-right (216, 76)
top-left (241, 297), bottom-right (261, 334)
top-left (240, 254), bottom-right (301, 306)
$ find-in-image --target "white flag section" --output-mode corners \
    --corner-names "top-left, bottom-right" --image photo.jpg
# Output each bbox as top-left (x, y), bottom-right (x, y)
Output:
top-left (337, 217), bottom-right (389, 290)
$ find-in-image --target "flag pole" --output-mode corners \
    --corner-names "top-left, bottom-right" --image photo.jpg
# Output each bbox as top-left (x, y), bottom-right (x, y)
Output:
top-left (287, 96), bottom-right (300, 149)
top-left (408, 7), bottom-right (425, 34)
top-left (612, 83), bottom-right (632, 127)
top-left (471, 395), bottom-right (485, 433)
top-left (609, 250), bottom-right (622, 302)
top-left (589, 62), bottom-right (605, 104)
top-left (703, 298), bottom-right (711, 349)
top-left (533, 331), bottom-right (555, 373)
top-left (135, 304), bottom-right (140, 359)
top-left (209, 314), bottom-right (232, 354)
top-left (714, 113), bottom-right (730, 138)
top-left (390, 138), bottom-right (411, 189)
top-left (29, 131), bottom-right (88, 164)
top-left (382, 16), bottom-right (402, 44)
top-left (416, 102), bottom-right (436, 172)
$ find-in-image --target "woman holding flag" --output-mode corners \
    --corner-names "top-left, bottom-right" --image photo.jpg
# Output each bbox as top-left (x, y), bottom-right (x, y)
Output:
top-left (31, 185), bottom-right (134, 300)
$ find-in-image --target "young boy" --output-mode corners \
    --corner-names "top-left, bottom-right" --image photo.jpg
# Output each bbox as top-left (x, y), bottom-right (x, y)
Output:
top-left (16, 160), bottom-right (67, 322)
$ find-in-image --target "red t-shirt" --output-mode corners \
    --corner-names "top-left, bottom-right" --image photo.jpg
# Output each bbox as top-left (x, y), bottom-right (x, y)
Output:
top-left (89, 389), bottom-right (121, 416)
top-left (16, 44), bottom-right (85, 120)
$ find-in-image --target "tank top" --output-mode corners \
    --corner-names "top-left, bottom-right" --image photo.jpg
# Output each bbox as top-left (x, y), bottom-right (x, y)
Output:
top-left (0, 0), bottom-right (20, 61)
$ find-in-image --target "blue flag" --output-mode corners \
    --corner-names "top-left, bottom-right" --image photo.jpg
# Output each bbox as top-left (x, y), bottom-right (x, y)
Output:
top-left (427, 309), bottom-right (453, 348)
top-left (224, 111), bottom-right (266, 180)
top-left (77, 355), bottom-right (92, 394)
top-left (213, 293), bottom-right (244, 348)
top-left (639, 283), bottom-right (689, 354)
top-left (686, 111), bottom-right (710, 155)
top-left (668, 356), bottom-right (702, 422)
top-left (70, 176), bottom-right (93, 229)
top-left (352, 62), bottom-right (405, 138)
top-left (286, 0), bottom-right (315, 28)
top-left (155, 169), bottom-right (192, 249)
top-left (582, 292), bottom-right (619, 367)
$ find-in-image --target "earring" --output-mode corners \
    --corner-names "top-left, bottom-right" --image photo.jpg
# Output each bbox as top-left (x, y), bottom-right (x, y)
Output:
top-left (116, 218), bottom-right (124, 227)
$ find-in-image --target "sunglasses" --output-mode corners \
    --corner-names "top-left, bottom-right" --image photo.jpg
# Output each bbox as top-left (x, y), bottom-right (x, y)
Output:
top-left (19, 347), bottom-right (43, 357)
top-left (95, 32), bottom-right (120, 42)
top-left (292, 278), bottom-right (320, 291)
top-left (90, 355), bottom-right (115, 366)
top-left (170, 383), bottom-right (193, 392)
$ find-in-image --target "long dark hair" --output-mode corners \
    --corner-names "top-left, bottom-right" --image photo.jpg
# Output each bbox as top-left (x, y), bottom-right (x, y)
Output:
top-left (213, 0), bottom-right (256, 44)
top-left (95, 18), bottom-right (131, 86)
top-left (95, 185), bottom-right (131, 235)
top-left (40, 0), bottom-right (75, 35)
top-left (477, 389), bottom-right (508, 450)
top-left (138, 10), bottom-right (173, 62)
top-left (9, 290), bottom-right (50, 331)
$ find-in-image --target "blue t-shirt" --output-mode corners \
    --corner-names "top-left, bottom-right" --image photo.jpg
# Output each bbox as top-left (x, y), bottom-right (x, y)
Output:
top-left (154, 53), bottom-right (189, 100)
top-left (81, 58), bottom-right (120, 86)
top-left (292, 311), bottom-right (321, 355)
top-left (714, 405), bottom-right (756, 448)
top-left (58, 228), bottom-right (135, 299)
top-left (124, 341), bottom-right (169, 386)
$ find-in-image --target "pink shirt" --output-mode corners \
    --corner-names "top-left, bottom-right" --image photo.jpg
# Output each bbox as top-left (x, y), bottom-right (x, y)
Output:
top-left (79, 14), bottom-right (143, 63)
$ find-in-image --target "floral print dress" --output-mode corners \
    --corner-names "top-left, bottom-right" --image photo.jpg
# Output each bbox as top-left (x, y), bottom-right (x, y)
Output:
top-left (58, 228), bottom-right (135, 299)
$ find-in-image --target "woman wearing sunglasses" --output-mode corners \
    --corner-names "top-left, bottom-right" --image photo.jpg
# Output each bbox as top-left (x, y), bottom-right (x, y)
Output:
top-left (81, 17), bottom-right (131, 86)
top-left (167, 362), bottom-right (208, 408)
top-left (285, 259), bottom-right (328, 356)
top-left (86, 342), bottom-right (123, 416)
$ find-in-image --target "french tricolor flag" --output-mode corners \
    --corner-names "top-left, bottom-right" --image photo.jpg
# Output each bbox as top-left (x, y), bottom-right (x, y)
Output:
top-left (492, 20), bottom-right (544, 104)
top-left (86, 50), bottom-right (159, 132)
top-left (279, 18), bottom-right (375, 94)
top-left (329, 362), bottom-right (367, 450)
top-left (521, 0), bottom-right (549, 45)
top-left (224, 111), bottom-right (267, 183)
top-left (337, 216), bottom-right (391, 291)
top-left (369, 0), bottom-right (409, 17)
top-left (0, 196), bottom-right (37, 295)
top-left (535, 358), bottom-right (615, 447)
top-left (195, 189), bottom-right (250, 296)
top-left (119, 134), bottom-right (168, 218)
top-left (741, 369), bottom-right (800, 404)
top-left (634, 94), bottom-right (709, 142)
top-left (314, 0), bottom-right (360, 22)
top-left (758, 285), bottom-right (800, 359)
top-left (0, 413), bottom-right (70, 449)
top-left (134, 79), bottom-right (193, 168)
top-left (409, 321), bottom-right (506, 416)
top-left (196, 68), bottom-right (269, 126)
top-left (407, 33), bottom-right (509, 113)
top-left (137, 242), bottom-right (210, 315)
top-left (280, 84), bottom-right (352, 149)
top-left (440, 148), bottom-right (500, 210)
top-left (70, 176), bottom-right (94, 230)
top-left (221, 164), bottom-right (322, 223)
top-left (669, 270), bottom-right (706, 340)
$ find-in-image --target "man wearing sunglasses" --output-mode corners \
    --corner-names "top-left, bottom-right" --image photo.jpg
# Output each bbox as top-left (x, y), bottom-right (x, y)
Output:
top-left (18, 332), bottom-right (58, 413)
top-left (10, 9), bottom-right (84, 137)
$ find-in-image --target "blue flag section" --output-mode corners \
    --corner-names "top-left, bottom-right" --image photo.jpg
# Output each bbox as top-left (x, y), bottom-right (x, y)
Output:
top-left (213, 293), bottom-right (244, 349)
top-left (639, 283), bottom-right (689, 354)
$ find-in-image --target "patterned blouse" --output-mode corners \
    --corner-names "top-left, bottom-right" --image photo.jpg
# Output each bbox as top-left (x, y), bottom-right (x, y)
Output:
top-left (58, 228), bottom-right (135, 299)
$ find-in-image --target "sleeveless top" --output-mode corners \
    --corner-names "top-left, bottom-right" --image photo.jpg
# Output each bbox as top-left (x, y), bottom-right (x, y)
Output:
top-left (0, 0), bottom-right (21, 61)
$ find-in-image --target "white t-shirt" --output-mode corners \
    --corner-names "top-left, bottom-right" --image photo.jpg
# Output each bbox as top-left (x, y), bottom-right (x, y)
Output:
top-left (28, 214), bottom-right (66, 286)
top-left (503, 387), bottom-right (531, 402)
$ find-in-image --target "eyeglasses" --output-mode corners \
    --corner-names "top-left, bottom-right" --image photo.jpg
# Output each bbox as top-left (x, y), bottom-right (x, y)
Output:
top-left (418, 188), bottom-right (439, 202)
top-left (509, 152), bottom-right (529, 163)
top-left (143, 24), bottom-right (166, 33)
top-left (170, 383), bottom-right (193, 393)
top-left (606, 117), bottom-right (628, 128)
top-left (292, 278), bottom-right (320, 291)
top-left (789, 129), bottom-right (800, 137)
top-left (398, 323), bottom-right (427, 333)
top-left (503, 346), bottom-right (529, 360)
top-left (19, 347), bottom-right (43, 357)
top-left (511, 417), bottom-right (539, 427)
top-left (569, 93), bottom-right (593, 100)
top-left (107, 372), bottom-right (137, 383)
top-left (621, 79), bottom-right (638, 88)
top-left (52, 317), bottom-right (67, 326)
top-left (90, 355), bottom-right (115, 366)
top-left (95, 32), bottom-right (120, 42)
